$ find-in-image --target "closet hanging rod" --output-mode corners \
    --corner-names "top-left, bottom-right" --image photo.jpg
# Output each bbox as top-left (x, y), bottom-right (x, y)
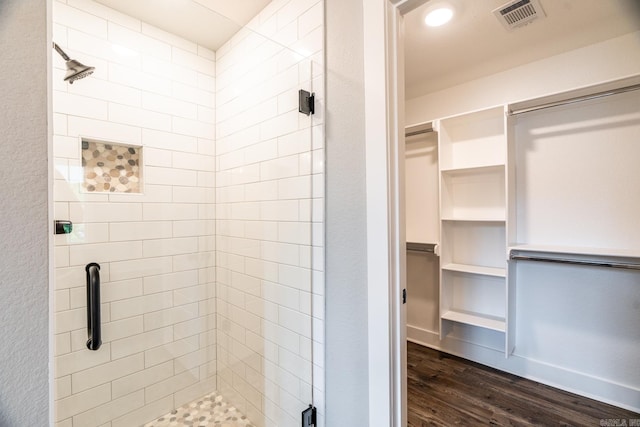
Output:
top-left (405, 122), bottom-right (434, 137)
top-left (406, 242), bottom-right (437, 254)
top-left (509, 83), bottom-right (640, 116)
top-left (509, 254), bottom-right (640, 271)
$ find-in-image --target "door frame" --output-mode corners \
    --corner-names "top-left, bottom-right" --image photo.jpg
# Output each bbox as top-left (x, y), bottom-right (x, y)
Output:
top-left (362, 0), bottom-right (410, 425)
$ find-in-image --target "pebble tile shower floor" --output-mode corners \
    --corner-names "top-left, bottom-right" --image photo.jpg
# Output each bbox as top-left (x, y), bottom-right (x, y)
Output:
top-left (144, 392), bottom-right (255, 427)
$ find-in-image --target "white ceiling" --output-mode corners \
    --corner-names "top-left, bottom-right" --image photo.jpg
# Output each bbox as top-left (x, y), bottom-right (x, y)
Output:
top-left (95, 0), bottom-right (272, 51)
top-left (90, 0), bottom-right (640, 97)
top-left (404, 0), bottom-right (640, 99)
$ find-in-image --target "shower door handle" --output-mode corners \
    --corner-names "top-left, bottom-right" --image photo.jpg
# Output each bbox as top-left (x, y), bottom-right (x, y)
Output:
top-left (85, 263), bottom-right (102, 351)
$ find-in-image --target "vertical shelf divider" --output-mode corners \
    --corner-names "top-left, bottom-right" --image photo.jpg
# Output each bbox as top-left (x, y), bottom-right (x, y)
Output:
top-left (505, 106), bottom-right (517, 357)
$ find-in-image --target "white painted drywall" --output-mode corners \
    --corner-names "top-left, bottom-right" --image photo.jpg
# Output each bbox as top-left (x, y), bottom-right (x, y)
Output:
top-left (325, 0), bottom-right (370, 425)
top-left (406, 31), bottom-right (640, 124)
top-left (0, 0), bottom-right (51, 425)
top-left (405, 132), bottom-right (439, 244)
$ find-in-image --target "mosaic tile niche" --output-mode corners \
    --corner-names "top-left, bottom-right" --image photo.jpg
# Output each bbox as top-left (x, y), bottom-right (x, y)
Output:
top-left (82, 140), bottom-right (142, 193)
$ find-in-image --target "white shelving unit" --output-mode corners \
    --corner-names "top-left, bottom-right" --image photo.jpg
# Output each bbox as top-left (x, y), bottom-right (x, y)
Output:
top-left (409, 77), bottom-right (640, 359)
top-left (437, 106), bottom-right (514, 356)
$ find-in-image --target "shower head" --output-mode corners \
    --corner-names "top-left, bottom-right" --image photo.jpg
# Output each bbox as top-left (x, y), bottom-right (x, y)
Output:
top-left (52, 42), bottom-right (95, 84)
top-left (63, 59), bottom-right (95, 83)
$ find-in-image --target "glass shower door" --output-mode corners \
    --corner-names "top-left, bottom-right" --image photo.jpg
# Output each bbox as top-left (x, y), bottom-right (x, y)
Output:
top-left (213, 13), bottom-right (322, 426)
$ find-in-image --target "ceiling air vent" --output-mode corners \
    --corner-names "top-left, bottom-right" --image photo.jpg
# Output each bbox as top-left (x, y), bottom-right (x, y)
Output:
top-left (493, 0), bottom-right (546, 31)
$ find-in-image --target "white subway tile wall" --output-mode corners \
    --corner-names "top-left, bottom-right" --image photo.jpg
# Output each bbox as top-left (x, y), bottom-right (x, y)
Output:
top-left (215, 0), bottom-right (324, 425)
top-left (53, 0), bottom-right (216, 425)
top-left (53, 0), bottom-right (325, 426)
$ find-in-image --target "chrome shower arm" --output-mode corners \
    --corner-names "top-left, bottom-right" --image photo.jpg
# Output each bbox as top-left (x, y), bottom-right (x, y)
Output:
top-left (52, 42), bottom-right (70, 61)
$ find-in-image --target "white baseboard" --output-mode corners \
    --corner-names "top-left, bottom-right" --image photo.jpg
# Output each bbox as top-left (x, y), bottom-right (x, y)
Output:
top-left (407, 324), bottom-right (640, 413)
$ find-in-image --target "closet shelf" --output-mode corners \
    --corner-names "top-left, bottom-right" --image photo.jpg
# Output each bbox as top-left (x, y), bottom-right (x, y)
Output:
top-left (442, 217), bottom-right (506, 222)
top-left (440, 163), bottom-right (505, 174)
top-left (441, 310), bottom-right (506, 332)
top-left (442, 263), bottom-right (506, 277)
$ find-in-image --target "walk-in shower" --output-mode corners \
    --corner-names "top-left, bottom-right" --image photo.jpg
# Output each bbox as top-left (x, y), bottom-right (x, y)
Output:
top-left (51, 0), bottom-right (324, 426)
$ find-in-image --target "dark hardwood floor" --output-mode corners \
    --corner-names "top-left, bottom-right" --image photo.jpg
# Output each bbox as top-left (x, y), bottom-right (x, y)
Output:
top-left (407, 342), bottom-right (640, 426)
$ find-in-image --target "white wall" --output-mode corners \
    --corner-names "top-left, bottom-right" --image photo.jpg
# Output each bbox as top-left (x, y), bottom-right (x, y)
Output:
top-left (404, 30), bottom-right (640, 411)
top-left (52, 1), bottom-right (217, 425)
top-left (324, 0), bottom-right (370, 425)
top-left (0, 0), bottom-right (51, 425)
top-left (405, 132), bottom-right (438, 244)
top-left (406, 31), bottom-right (640, 123)
top-left (213, 1), bottom-right (325, 426)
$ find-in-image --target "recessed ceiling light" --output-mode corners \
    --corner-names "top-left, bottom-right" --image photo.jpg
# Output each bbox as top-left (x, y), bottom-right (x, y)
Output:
top-left (425, 5), bottom-right (454, 27)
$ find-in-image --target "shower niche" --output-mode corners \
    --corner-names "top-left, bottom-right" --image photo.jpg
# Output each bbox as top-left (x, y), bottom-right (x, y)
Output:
top-left (81, 139), bottom-right (143, 194)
